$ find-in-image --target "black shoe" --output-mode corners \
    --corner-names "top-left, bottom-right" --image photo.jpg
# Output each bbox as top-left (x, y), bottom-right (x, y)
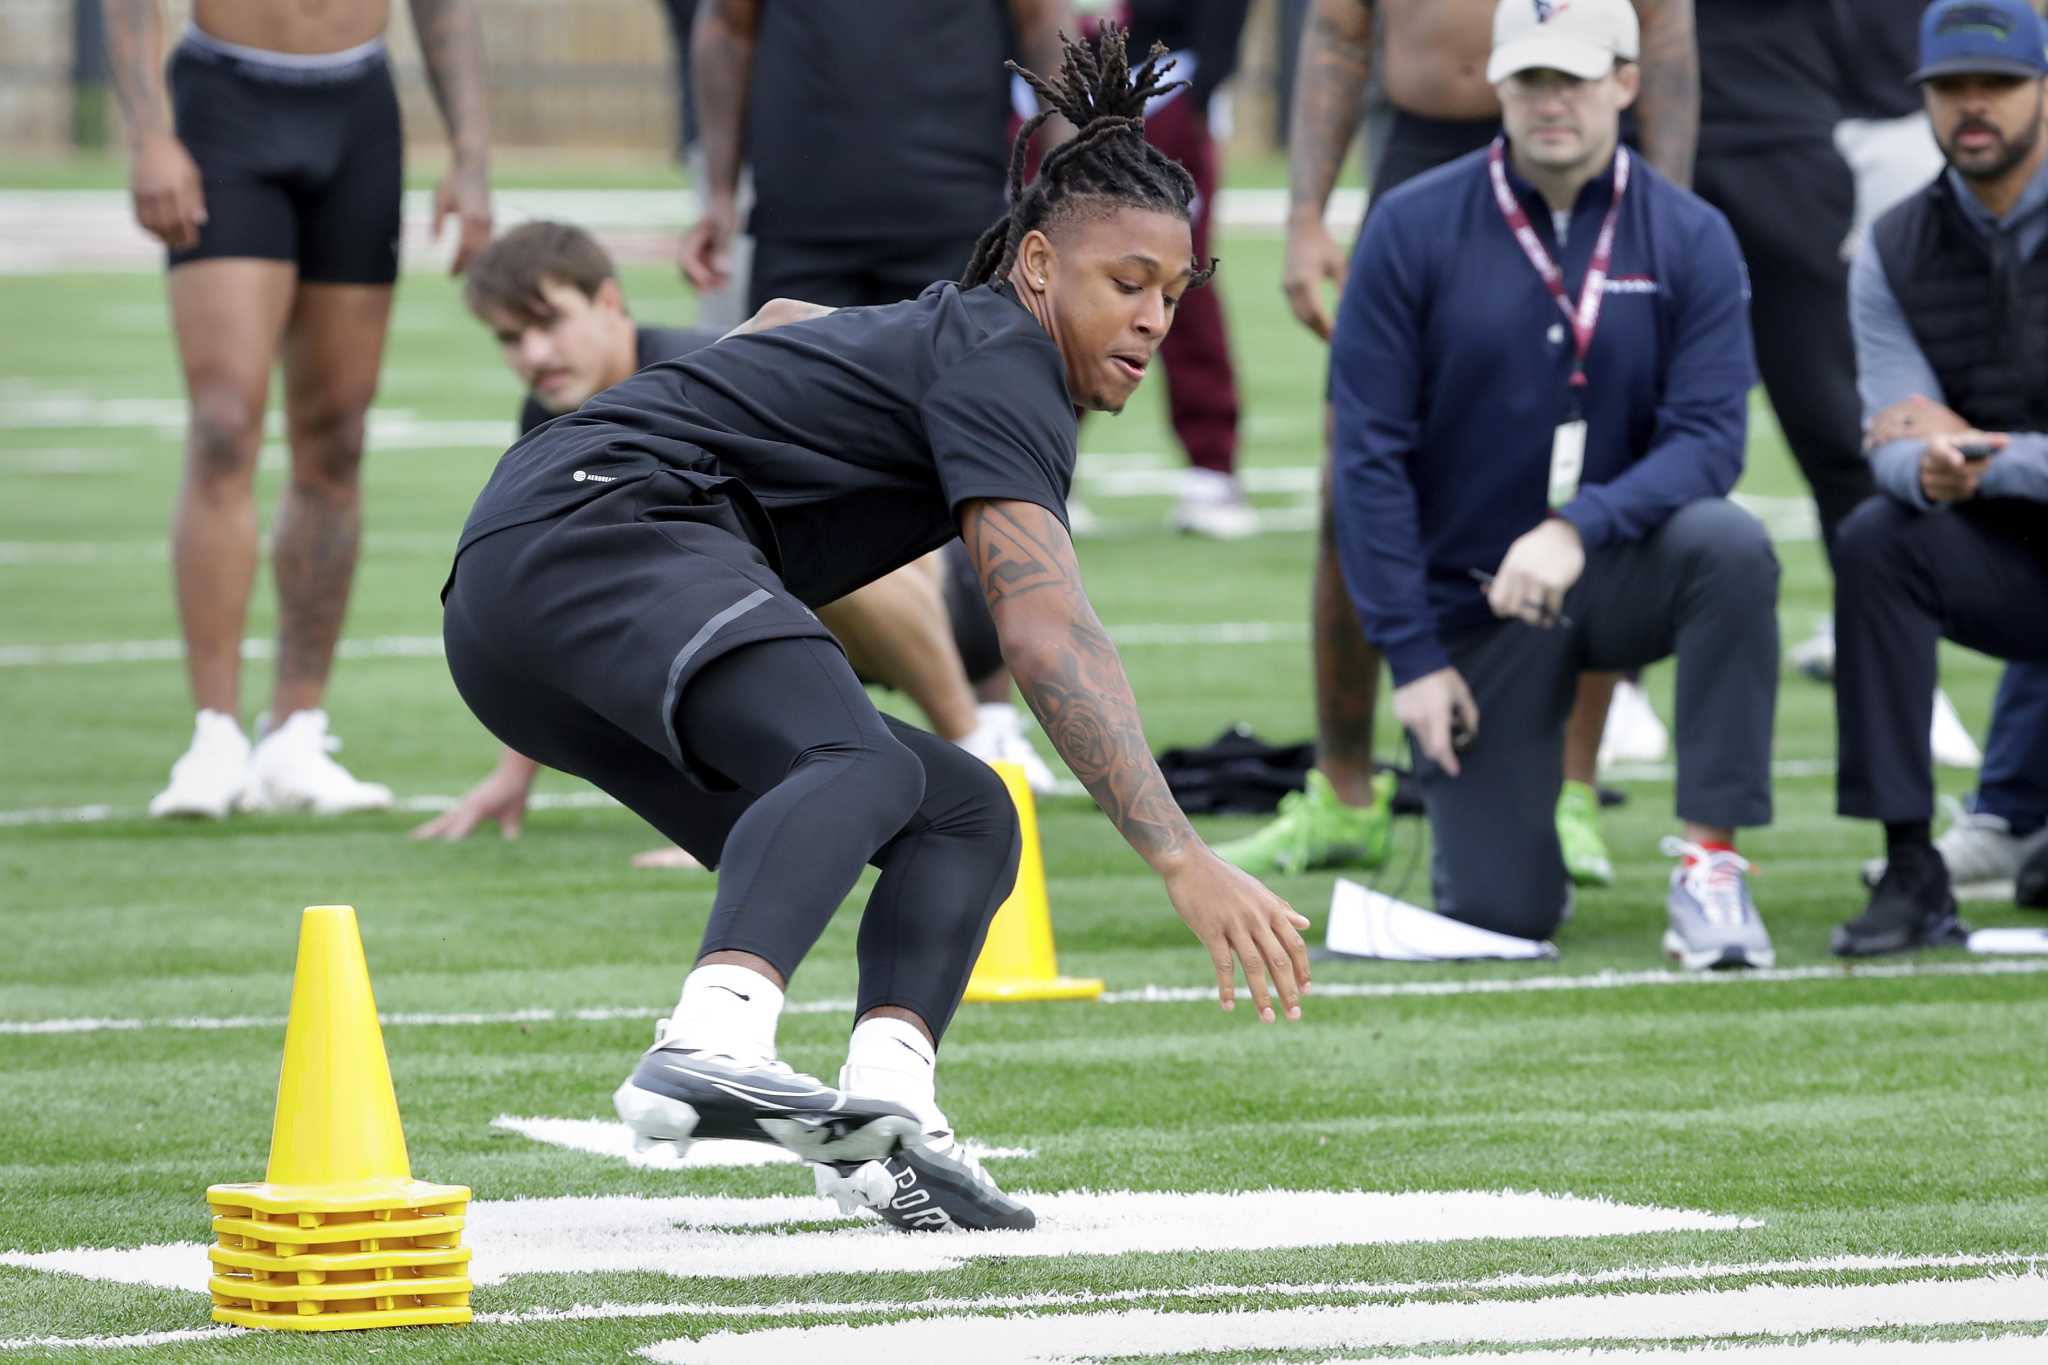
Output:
top-left (2019, 839), bottom-right (2048, 909)
top-left (1831, 848), bottom-right (1969, 957)
top-left (816, 1131), bottom-right (1036, 1232)
top-left (612, 1047), bottom-right (920, 1164)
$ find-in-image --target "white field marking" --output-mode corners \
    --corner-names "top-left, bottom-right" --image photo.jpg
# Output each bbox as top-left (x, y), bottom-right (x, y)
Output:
top-left (475, 1252), bottom-right (2044, 1325)
top-left (4, 1254), bottom-right (2039, 1351)
top-left (646, 1274), bottom-right (2048, 1363)
top-left (0, 384), bottom-right (507, 450)
top-left (1081, 465), bottom-right (1323, 497)
top-left (490, 1114), bottom-right (1033, 1169)
top-left (0, 449), bottom-right (143, 475)
top-left (0, 189), bottom-right (1372, 274)
top-left (0, 1189), bottom-right (1753, 1296)
top-left (0, 532), bottom-right (453, 567)
top-left (8, 958), bottom-right (2048, 1037)
top-left (1344, 1342), bottom-right (2048, 1364)
top-left (0, 789), bottom-right (616, 829)
top-left (0, 1328), bottom-right (243, 1353)
top-left (0, 621), bottom-right (1299, 671)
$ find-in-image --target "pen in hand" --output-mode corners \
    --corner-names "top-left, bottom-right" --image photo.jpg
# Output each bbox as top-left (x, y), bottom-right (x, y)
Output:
top-left (1469, 568), bottom-right (1573, 629)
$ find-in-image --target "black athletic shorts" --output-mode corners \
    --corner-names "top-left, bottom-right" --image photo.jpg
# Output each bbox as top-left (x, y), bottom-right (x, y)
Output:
top-left (748, 234), bottom-right (980, 313)
top-left (442, 469), bottom-right (837, 790)
top-left (166, 36), bottom-right (403, 284)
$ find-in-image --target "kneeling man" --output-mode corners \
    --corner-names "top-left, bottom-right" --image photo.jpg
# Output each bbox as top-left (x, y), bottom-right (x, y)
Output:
top-left (1330, 0), bottom-right (1780, 965)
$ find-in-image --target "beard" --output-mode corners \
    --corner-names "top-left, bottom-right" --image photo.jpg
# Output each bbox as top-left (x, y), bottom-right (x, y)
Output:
top-left (1946, 93), bottom-right (2046, 181)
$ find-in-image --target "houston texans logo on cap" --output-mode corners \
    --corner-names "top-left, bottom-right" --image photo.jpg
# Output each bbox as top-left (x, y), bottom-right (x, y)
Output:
top-left (1534, 0), bottom-right (1573, 21)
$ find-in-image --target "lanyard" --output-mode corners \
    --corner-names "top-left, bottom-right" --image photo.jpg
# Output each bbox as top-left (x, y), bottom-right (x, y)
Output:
top-left (1486, 137), bottom-right (1629, 392)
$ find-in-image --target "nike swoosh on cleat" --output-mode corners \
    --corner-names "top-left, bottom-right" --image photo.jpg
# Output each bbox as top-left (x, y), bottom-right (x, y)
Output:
top-left (708, 985), bottom-right (752, 1002)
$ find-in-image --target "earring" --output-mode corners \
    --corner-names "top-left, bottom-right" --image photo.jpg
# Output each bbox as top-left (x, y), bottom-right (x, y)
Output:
top-left (1037, 277), bottom-right (1046, 288)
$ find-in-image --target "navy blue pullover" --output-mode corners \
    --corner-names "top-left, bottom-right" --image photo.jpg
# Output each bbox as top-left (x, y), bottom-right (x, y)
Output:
top-left (1330, 144), bottom-right (1757, 686)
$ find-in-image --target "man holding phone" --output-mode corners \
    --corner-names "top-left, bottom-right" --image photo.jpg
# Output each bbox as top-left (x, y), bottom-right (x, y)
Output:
top-left (1833, 0), bottom-right (2048, 956)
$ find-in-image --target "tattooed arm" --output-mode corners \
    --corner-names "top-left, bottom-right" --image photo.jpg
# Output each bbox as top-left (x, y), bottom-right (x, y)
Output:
top-left (409, 0), bottom-right (493, 272)
top-left (102, 0), bottom-right (205, 249)
top-left (1282, 0), bottom-right (1374, 339)
top-left (961, 497), bottom-right (1312, 1021)
top-left (679, 0), bottom-right (759, 292)
top-left (1632, 0), bottom-right (1699, 188)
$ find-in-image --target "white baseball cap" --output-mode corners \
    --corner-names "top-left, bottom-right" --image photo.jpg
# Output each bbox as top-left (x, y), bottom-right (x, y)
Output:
top-left (1486, 0), bottom-right (1640, 84)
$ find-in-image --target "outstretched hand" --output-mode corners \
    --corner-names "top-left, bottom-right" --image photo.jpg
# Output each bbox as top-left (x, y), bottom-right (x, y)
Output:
top-left (411, 765), bottom-right (530, 841)
top-left (1165, 851), bottom-right (1312, 1022)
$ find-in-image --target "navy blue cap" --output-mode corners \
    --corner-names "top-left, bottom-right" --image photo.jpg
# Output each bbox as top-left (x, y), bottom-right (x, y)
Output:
top-left (1912, 0), bottom-right (2048, 84)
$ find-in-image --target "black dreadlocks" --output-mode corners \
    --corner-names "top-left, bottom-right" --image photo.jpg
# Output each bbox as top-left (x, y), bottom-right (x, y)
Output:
top-left (960, 26), bottom-right (1216, 291)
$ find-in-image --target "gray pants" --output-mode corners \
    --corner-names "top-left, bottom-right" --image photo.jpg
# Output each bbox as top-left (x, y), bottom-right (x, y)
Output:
top-left (1419, 499), bottom-right (1781, 940)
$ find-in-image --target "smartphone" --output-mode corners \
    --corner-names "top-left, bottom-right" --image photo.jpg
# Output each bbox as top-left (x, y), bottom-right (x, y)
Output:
top-left (1958, 440), bottom-right (1999, 462)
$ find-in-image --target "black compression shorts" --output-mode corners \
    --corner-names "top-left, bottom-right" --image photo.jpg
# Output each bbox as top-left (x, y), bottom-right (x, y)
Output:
top-left (443, 470), bottom-right (837, 790)
top-left (166, 34), bottom-right (403, 284)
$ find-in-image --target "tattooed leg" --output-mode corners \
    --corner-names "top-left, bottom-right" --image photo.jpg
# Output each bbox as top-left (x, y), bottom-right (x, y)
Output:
top-left (270, 282), bottom-right (392, 720)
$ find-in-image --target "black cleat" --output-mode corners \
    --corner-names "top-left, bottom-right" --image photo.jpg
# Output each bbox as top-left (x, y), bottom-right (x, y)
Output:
top-left (1832, 848), bottom-right (1970, 958)
top-left (816, 1131), bottom-right (1036, 1232)
top-left (613, 1048), bottom-right (920, 1165)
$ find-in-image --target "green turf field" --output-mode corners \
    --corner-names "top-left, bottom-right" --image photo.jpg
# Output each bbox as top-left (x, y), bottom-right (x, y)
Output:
top-left (1, 205), bottom-right (2044, 1361)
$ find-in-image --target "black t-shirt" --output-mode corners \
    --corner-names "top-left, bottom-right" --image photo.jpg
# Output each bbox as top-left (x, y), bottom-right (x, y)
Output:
top-left (459, 281), bottom-right (1078, 608)
top-left (1697, 0), bottom-right (1843, 154)
top-left (744, 0), bottom-right (1012, 244)
top-left (1832, 0), bottom-right (1927, 122)
top-left (516, 324), bottom-right (722, 436)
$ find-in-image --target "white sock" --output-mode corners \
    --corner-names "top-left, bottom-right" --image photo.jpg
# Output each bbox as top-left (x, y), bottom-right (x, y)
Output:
top-left (665, 964), bottom-right (784, 1063)
top-left (842, 1016), bottom-right (945, 1135)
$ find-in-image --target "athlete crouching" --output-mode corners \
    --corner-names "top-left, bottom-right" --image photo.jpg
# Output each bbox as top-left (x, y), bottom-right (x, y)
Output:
top-left (440, 28), bottom-right (1308, 1232)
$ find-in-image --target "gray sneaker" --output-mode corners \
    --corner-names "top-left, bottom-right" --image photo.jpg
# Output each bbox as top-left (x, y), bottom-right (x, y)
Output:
top-left (1660, 837), bottom-right (1775, 971)
top-left (1860, 798), bottom-right (2048, 889)
top-left (815, 1128), bottom-right (1036, 1232)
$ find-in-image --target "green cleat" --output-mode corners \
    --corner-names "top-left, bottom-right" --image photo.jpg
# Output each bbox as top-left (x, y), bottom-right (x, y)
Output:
top-left (1556, 781), bottom-right (1615, 887)
top-left (1214, 769), bottom-right (1393, 877)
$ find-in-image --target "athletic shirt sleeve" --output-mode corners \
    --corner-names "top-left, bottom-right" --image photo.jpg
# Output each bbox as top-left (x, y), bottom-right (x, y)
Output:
top-left (918, 327), bottom-right (1078, 527)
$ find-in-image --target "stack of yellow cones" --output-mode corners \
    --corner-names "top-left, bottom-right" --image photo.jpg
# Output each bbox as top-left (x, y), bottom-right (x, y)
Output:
top-left (206, 906), bottom-right (472, 1331)
top-left (963, 761), bottom-right (1105, 1003)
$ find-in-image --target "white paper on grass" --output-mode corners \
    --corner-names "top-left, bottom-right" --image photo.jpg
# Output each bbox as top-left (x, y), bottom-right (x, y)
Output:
top-left (1325, 878), bottom-right (1558, 962)
top-left (1967, 926), bottom-right (2048, 955)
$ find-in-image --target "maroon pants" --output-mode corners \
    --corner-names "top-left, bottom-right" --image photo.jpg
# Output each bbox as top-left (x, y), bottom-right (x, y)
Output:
top-left (1142, 93), bottom-right (1239, 475)
top-left (1014, 95), bottom-right (1240, 474)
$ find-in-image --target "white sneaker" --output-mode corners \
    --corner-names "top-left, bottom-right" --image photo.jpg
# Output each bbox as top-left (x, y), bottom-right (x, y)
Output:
top-left (971, 701), bottom-right (1058, 794)
top-left (1931, 688), bottom-right (1982, 769)
top-left (149, 710), bottom-right (251, 819)
top-left (1598, 679), bottom-right (1670, 769)
top-left (1860, 794), bottom-right (2048, 888)
top-left (1171, 468), bottom-right (1259, 540)
top-left (238, 709), bottom-right (393, 814)
top-left (1789, 616), bottom-right (1836, 683)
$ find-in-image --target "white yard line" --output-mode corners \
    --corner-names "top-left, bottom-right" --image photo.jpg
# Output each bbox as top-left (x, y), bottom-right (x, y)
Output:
top-left (5, 958), bottom-right (2044, 1038)
top-left (0, 189), bottom-right (1373, 276)
top-left (0, 1189), bottom-right (1755, 1297)
top-left (0, 621), bottom-right (1301, 670)
top-left (646, 1275), bottom-right (2048, 1363)
top-left (0, 1328), bottom-right (243, 1352)
top-left (5, 1250), bottom-right (2039, 1351)
top-left (490, 1114), bottom-right (1033, 1170)
top-left (478, 1252), bottom-right (2044, 1325)
top-left (1341, 1342), bottom-right (2048, 1364)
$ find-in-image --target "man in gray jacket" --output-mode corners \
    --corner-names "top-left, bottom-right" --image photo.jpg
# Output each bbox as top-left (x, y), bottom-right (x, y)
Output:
top-left (1834, 0), bottom-right (2048, 956)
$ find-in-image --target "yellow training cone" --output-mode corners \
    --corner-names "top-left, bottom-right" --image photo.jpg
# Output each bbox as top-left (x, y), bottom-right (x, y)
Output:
top-left (206, 906), bottom-right (472, 1331)
top-left (963, 762), bottom-right (1104, 1003)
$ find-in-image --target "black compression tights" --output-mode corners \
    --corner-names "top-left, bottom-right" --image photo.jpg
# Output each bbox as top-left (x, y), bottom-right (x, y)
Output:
top-left (682, 637), bottom-right (1022, 1041)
